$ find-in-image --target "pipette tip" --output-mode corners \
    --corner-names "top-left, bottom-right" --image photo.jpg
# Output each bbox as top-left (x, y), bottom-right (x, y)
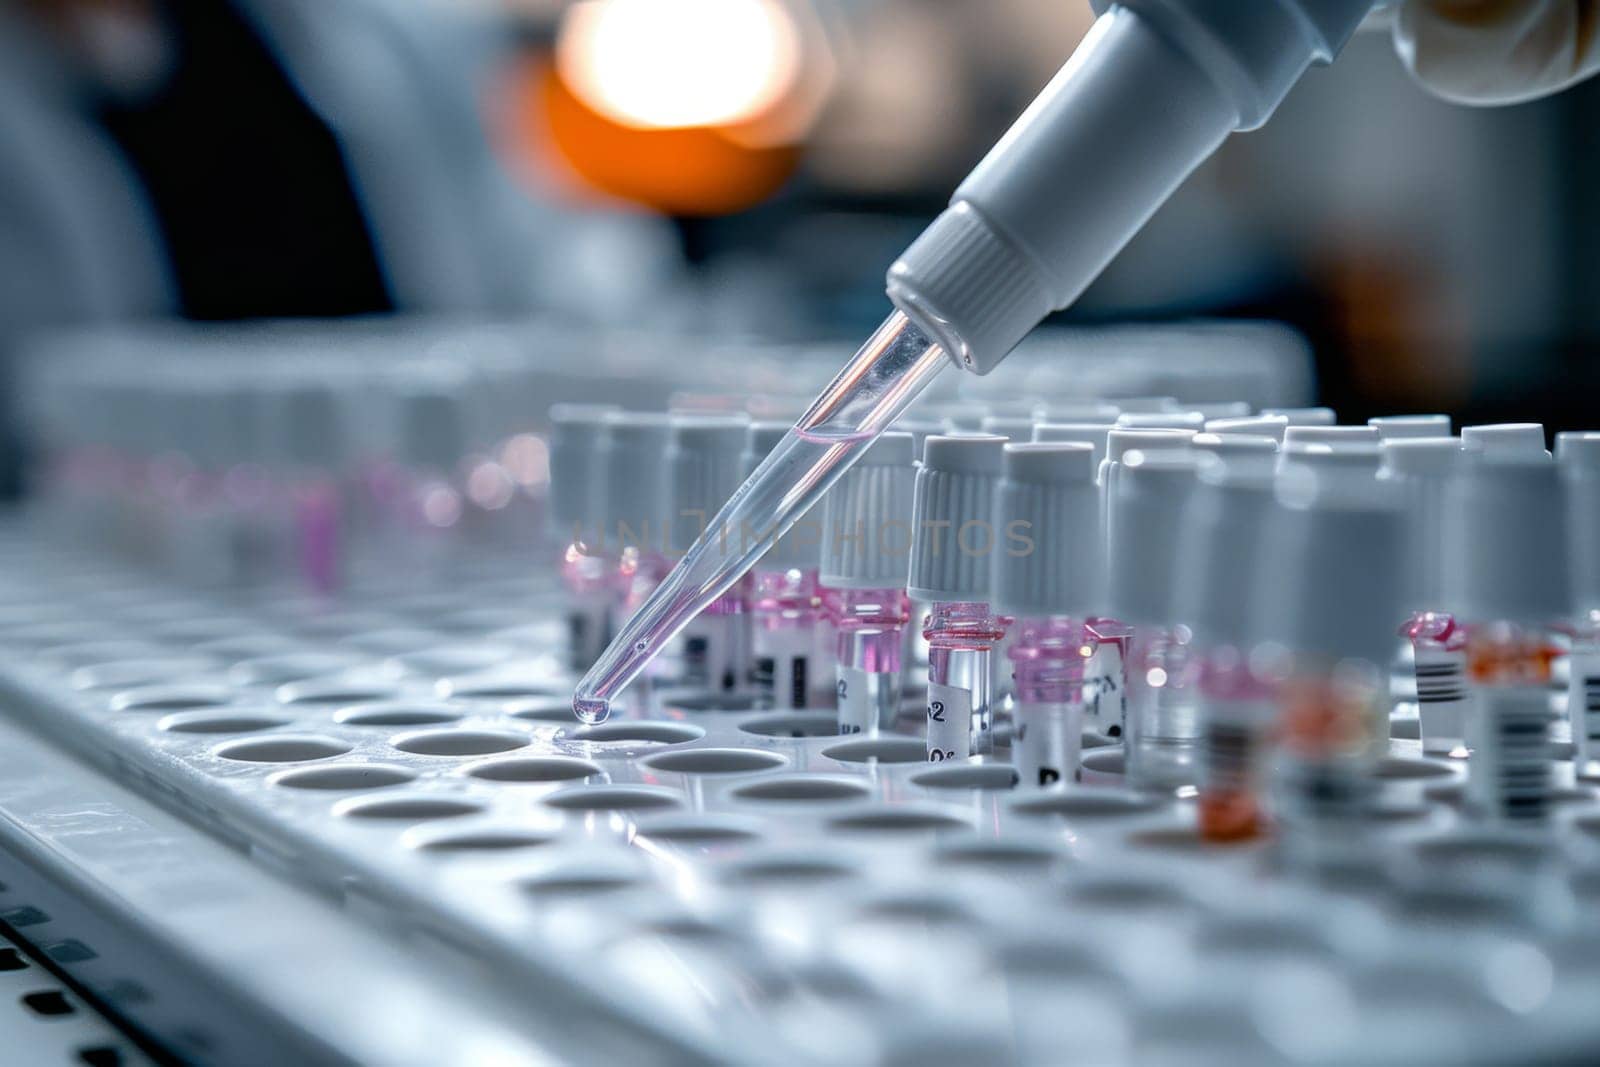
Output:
top-left (573, 696), bottom-right (611, 725)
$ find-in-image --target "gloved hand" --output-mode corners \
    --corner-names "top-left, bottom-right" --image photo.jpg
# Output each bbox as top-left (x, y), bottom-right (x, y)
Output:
top-left (1394, 0), bottom-right (1600, 104)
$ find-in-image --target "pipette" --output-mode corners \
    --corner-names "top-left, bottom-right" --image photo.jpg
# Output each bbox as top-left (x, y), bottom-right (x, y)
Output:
top-left (574, 0), bottom-right (1378, 721)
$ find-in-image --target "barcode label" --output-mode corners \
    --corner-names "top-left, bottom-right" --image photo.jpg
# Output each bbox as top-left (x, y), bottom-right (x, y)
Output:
top-left (752, 628), bottom-right (814, 709)
top-left (1087, 643), bottom-right (1125, 738)
top-left (1014, 703), bottom-right (1076, 788)
top-left (1205, 721), bottom-right (1254, 791)
top-left (1414, 646), bottom-right (1469, 754)
top-left (926, 682), bottom-right (971, 762)
top-left (1569, 650), bottom-right (1600, 765)
top-left (836, 666), bottom-right (871, 735)
top-left (1470, 689), bottom-right (1550, 821)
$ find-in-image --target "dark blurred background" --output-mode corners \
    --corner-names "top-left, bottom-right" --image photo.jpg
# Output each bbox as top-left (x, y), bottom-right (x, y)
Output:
top-left (2, 0), bottom-right (1596, 484)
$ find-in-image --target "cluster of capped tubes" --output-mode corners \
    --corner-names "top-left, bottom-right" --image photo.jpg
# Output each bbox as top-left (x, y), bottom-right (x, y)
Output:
top-left (555, 395), bottom-right (1600, 856)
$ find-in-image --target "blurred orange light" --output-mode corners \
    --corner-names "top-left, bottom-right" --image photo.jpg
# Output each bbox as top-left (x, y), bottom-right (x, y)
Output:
top-left (500, 0), bottom-right (822, 215)
top-left (558, 0), bottom-right (801, 131)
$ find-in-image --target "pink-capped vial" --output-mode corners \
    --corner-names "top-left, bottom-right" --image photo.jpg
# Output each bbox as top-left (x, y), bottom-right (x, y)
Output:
top-left (742, 421), bottom-right (834, 709)
top-left (1179, 438), bottom-right (1280, 839)
top-left (910, 434), bottom-right (1009, 761)
top-left (995, 441), bottom-right (1101, 787)
top-left (670, 415), bottom-right (753, 694)
top-left (820, 432), bottom-right (916, 735)
top-left (1106, 446), bottom-right (1202, 791)
top-left (1379, 436), bottom-right (1468, 756)
top-left (548, 403), bottom-right (621, 670)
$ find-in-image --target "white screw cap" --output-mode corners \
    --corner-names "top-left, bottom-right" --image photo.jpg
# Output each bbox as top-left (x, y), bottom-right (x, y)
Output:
top-left (1181, 445), bottom-right (1279, 650)
top-left (1106, 448), bottom-right (1200, 626)
top-left (1206, 414), bottom-right (1289, 442)
top-left (1262, 406), bottom-right (1336, 426)
top-left (669, 415), bottom-right (750, 559)
top-left (1377, 437), bottom-right (1462, 613)
top-left (1443, 451), bottom-right (1567, 625)
top-left (1461, 423), bottom-right (1547, 456)
top-left (548, 403), bottom-right (619, 536)
top-left (1557, 432), bottom-right (1600, 615)
top-left (742, 422), bottom-right (820, 571)
top-left (1369, 414), bottom-right (1451, 439)
top-left (1256, 464), bottom-right (1406, 666)
top-left (820, 432), bottom-right (917, 589)
top-left (599, 412), bottom-right (674, 551)
top-left (908, 434), bottom-right (1006, 601)
top-left (994, 443), bottom-right (1100, 618)
top-left (1115, 411), bottom-right (1206, 432)
top-left (1031, 422), bottom-right (1116, 472)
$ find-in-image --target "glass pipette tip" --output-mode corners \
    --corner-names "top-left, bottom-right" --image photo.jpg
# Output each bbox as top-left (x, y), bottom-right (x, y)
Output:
top-left (572, 310), bottom-right (949, 722)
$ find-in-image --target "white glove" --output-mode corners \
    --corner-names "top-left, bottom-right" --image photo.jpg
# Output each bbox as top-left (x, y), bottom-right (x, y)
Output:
top-left (1394, 0), bottom-right (1600, 104)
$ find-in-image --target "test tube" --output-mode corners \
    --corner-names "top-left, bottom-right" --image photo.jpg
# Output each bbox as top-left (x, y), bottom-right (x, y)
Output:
top-left (548, 404), bottom-right (621, 671)
top-left (1558, 433), bottom-right (1600, 768)
top-left (995, 443), bottom-right (1101, 787)
top-left (1256, 456), bottom-right (1406, 869)
top-left (1106, 447), bottom-right (1201, 790)
top-left (894, 417), bottom-right (943, 674)
top-left (820, 432), bottom-right (916, 735)
top-left (909, 435), bottom-right (1009, 760)
top-left (1378, 437), bottom-right (1469, 756)
top-left (1369, 414), bottom-right (1451, 440)
top-left (1092, 429), bottom-right (1196, 739)
top-left (670, 416), bottom-right (753, 695)
top-left (1444, 450), bottom-right (1566, 822)
top-left (742, 423), bottom-right (833, 709)
top-left (273, 381), bottom-right (349, 596)
top-left (390, 379), bottom-right (472, 576)
top-left (1178, 435), bottom-right (1280, 839)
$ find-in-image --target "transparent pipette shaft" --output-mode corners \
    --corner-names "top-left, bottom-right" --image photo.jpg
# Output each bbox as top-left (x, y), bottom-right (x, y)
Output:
top-left (574, 311), bottom-right (949, 721)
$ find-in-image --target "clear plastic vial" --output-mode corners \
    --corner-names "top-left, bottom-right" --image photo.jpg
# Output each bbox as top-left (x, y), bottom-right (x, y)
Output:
top-left (908, 435), bottom-right (1008, 760)
top-left (1255, 440), bottom-right (1406, 869)
top-left (1463, 622), bottom-right (1559, 822)
top-left (1008, 616), bottom-right (1095, 786)
top-left (924, 602), bottom-right (1008, 760)
top-left (1095, 430), bottom-right (1195, 744)
top-left (670, 416), bottom-right (753, 694)
top-left (829, 588), bottom-right (912, 734)
top-left (743, 422), bottom-right (834, 709)
top-left (995, 442), bottom-right (1102, 787)
top-left (598, 413), bottom-right (677, 638)
top-left (1379, 437), bottom-right (1469, 756)
top-left (1106, 447), bottom-right (1202, 790)
top-left (1445, 449), bottom-right (1567, 823)
top-left (1557, 432), bottom-right (1600, 768)
top-left (1177, 436), bottom-right (1281, 840)
top-left (820, 432), bottom-right (917, 735)
top-left (574, 310), bottom-right (949, 722)
top-left (547, 404), bottom-right (621, 672)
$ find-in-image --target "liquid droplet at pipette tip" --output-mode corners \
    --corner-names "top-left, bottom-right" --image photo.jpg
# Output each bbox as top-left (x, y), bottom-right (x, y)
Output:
top-left (573, 695), bottom-right (611, 724)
